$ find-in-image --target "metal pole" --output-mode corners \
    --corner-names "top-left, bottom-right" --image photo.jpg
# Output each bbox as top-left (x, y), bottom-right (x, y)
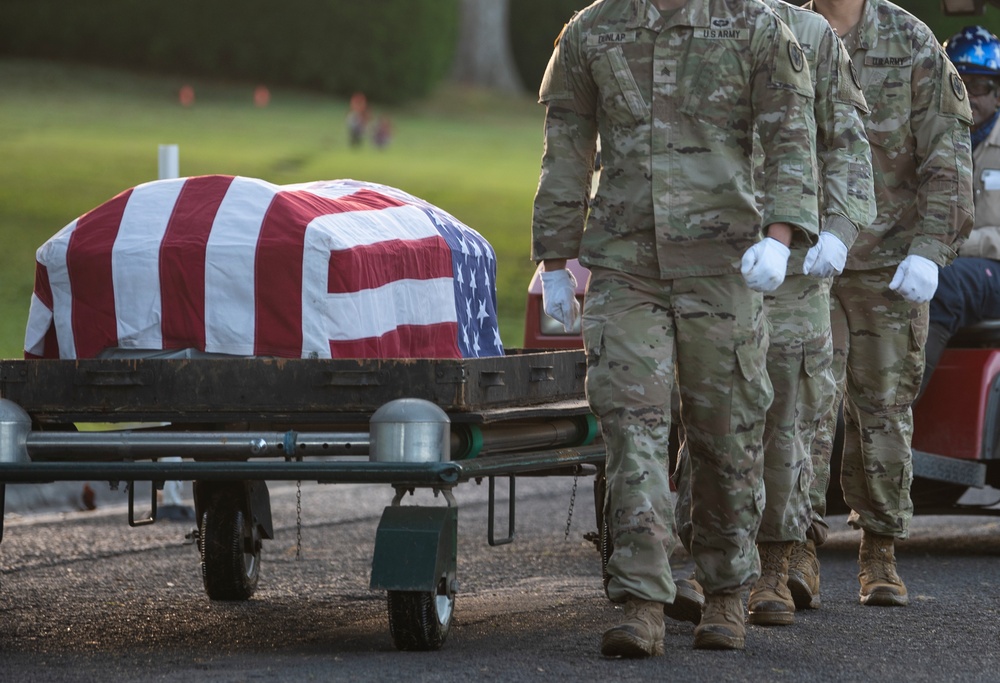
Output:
top-left (158, 144), bottom-right (179, 180)
top-left (25, 431), bottom-right (370, 461)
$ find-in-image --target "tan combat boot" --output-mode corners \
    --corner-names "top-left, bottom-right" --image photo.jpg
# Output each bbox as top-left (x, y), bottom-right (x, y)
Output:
top-left (787, 539), bottom-right (821, 609)
top-left (663, 574), bottom-right (704, 624)
top-left (747, 541), bottom-right (796, 626)
top-left (693, 592), bottom-right (745, 650)
top-left (858, 531), bottom-right (909, 606)
top-left (600, 597), bottom-right (666, 658)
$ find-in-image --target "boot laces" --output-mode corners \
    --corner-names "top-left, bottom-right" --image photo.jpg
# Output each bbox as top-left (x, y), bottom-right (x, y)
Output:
top-left (703, 595), bottom-right (741, 626)
top-left (789, 542), bottom-right (815, 572)
top-left (861, 543), bottom-right (901, 585)
top-left (758, 545), bottom-right (789, 590)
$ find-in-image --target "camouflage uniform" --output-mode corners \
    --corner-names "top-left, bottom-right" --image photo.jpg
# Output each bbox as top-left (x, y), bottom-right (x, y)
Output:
top-left (756, 0), bottom-right (875, 544)
top-left (531, 0), bottom-right (818, 603)
top-left (803, 0), bottom-right (974, 539)
top-left (674, 0), bottom-right (876, 549)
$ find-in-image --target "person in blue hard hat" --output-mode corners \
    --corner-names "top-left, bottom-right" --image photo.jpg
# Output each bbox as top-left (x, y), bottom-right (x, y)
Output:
top-left (920, 25), bottom-right (1000, 399)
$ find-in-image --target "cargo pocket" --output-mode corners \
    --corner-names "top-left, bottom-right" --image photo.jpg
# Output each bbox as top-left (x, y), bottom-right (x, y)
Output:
top-left (680, 43), bottom-right (741, 130)
top-left (800, 333), bottom-right (835, 425)
top-left (590, 46), bottom-right (649, 127)
top-left (582, 319), bottom-right (612, 417)
top-left (731, 336), bottom-right (771, 432)
top-left (802, 333), bottom-right (832, 379)
top-left (895, 313), bottom-right (928, 406)
top-left (862, 68), bottom-right (912, 157)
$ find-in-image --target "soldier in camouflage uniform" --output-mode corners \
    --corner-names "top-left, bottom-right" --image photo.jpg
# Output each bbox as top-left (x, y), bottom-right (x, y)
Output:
top-left (669, 0), bottom-right (877, 628)
top-left (803, 0), bottom-right (974, 608)
top-left (531, 0), bottom-right (818, 656)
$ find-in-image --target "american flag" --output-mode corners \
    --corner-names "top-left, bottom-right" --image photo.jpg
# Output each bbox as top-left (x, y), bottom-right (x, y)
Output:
top-left (24, 176), bottom-right (504, 360)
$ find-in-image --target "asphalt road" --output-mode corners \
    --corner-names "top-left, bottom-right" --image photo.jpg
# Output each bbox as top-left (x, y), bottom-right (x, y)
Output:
top-left (0, 476), bottom-right (998, 682)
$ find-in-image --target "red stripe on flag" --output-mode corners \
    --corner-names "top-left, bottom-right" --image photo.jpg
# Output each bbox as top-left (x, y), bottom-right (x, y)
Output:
top-left (29, 262), bottom-right (57, 359)
top-left (328, 322), bottom-right (461, 359)
top-left (160, 175), bottom-right (235, 350)
top-left (328, 236), bottom-right (453, 293)
top-left (68, 189), bottom-right (133, 358)
top-left (254, 188), bottom-right (408, 356)
top-left (33, 261), bottom-right (53, 311)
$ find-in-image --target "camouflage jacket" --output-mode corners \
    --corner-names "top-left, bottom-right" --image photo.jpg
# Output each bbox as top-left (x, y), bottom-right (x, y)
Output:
top-left (531, 0), bottom-right (819, 280)
top-left (762, 0), bottom-right (875, 271)
top-left (804, 0), bottom-right (974, 270)
top-left (958, 117), bottom-right (1000, 260)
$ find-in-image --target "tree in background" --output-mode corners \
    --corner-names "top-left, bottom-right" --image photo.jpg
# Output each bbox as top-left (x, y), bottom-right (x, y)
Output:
top-left (451, 0), bottom-right (522, 92)
top-left (509, 0), bottom-right (592, 94)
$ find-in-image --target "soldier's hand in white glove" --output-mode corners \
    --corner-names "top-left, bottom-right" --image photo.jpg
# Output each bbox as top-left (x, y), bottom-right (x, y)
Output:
top-left (540, 268), bottom-right (582, 332)
top-left (803, 231), bottom-right (848, 278)
top-left (741, 237), bottom-right (790, 292)
top-left (889, 254), bottom-right (939, 303)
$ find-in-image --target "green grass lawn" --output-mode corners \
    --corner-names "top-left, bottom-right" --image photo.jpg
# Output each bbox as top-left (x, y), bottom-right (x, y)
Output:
top-left (0, 59), bottom-right (548, 359)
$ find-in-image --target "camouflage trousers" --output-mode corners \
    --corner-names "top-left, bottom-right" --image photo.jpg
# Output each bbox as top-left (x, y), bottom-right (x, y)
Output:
top-left (809, 267), bottom-right (927, 539)
top-left (674, 274), bottom-right (834, 547)
top-left (583, 268), bottom-right (771, 602)
top-left (759, 274), bottom-right (835, 541)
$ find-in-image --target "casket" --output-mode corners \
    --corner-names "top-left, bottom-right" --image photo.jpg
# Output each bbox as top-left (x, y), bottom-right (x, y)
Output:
top-left (24, 176), bottom-right (503, 360)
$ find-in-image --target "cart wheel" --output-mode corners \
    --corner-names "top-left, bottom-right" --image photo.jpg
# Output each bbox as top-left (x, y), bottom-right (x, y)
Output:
top-left (387, 580), bottom-right (454, 651)
top-left (200, 489), bottom-right (260, 601)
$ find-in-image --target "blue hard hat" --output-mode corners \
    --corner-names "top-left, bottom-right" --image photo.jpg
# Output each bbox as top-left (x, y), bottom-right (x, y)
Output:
top-left (945, 25), bottom-right (1000, 76)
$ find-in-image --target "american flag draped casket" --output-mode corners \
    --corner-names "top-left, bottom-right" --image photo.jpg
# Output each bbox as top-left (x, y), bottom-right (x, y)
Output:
top-left (24, 176), bottom-right (504, 360)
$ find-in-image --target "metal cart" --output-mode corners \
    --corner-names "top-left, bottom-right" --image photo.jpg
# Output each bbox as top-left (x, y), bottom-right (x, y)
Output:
top-left (0, 349), bottom-right (605, 650)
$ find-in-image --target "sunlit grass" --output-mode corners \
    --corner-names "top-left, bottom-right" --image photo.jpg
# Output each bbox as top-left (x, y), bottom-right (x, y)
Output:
top-left (0, 59), bottom-right (548, 358)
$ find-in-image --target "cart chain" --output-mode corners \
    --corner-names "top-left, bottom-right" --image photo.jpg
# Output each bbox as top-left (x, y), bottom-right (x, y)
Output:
top-left (564, 473), bottom-right (578, 541)
top-left (295, 480), bottom-right (302, 561)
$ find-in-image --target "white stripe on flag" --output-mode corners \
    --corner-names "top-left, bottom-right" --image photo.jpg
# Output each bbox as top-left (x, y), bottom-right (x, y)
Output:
top-left (299, 206), bottom-right (457, 356)
top-left (307, 204), bottom-right (441, 248)
top-left (322, 278), bottom-right (458, 344)
top-left (24, 292), bottom-right (54, 357)
top-left (112, 178), bottom-right (186, 349)
top-left (38, 219), bottom-right (78, 359)
top-left (204, 176), bottom-right (278, 355)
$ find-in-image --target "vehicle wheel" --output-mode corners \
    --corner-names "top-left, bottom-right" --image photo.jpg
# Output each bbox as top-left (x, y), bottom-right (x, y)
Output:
top-left (387, 580), bottom-right (454, 651)
top-left (200, 488), bottom-right (260, 601)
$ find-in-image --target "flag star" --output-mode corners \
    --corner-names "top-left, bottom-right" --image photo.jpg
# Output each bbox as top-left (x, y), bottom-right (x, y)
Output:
top-left (456, 266), bottom-right (465, 287)
top-left (466, 297), bottom-right (473, 321)
top-left (471, 238), bottom-right (482, 259)
top-left (493, 327), bottom-right (503, 350)
top-left (473, 331), bottom-right (481, 355)
top-left (477, 299), bottom-right (489, 324)
top-left (462, 322), bottom-right (470, 349)
top-left (459, 235), bottom-right (470, 257)
top-left (468, 266), bottom-right (478, 296)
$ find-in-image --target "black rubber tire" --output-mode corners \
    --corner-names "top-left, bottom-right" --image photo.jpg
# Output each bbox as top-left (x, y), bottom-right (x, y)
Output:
top-left (200, 489), bottom-right (260, 601)
top-left (387, 585), bottom-right (454, 651)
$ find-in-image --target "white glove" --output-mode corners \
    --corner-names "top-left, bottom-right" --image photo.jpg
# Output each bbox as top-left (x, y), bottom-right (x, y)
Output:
top-left (803, 231), bottom-right (848, 278)
top-left (540, 268), bottom-right (582, 332)
top-left (741, 237), bottom-right (790, 292)
top-left (889, 254), bottom-right (939, 303)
